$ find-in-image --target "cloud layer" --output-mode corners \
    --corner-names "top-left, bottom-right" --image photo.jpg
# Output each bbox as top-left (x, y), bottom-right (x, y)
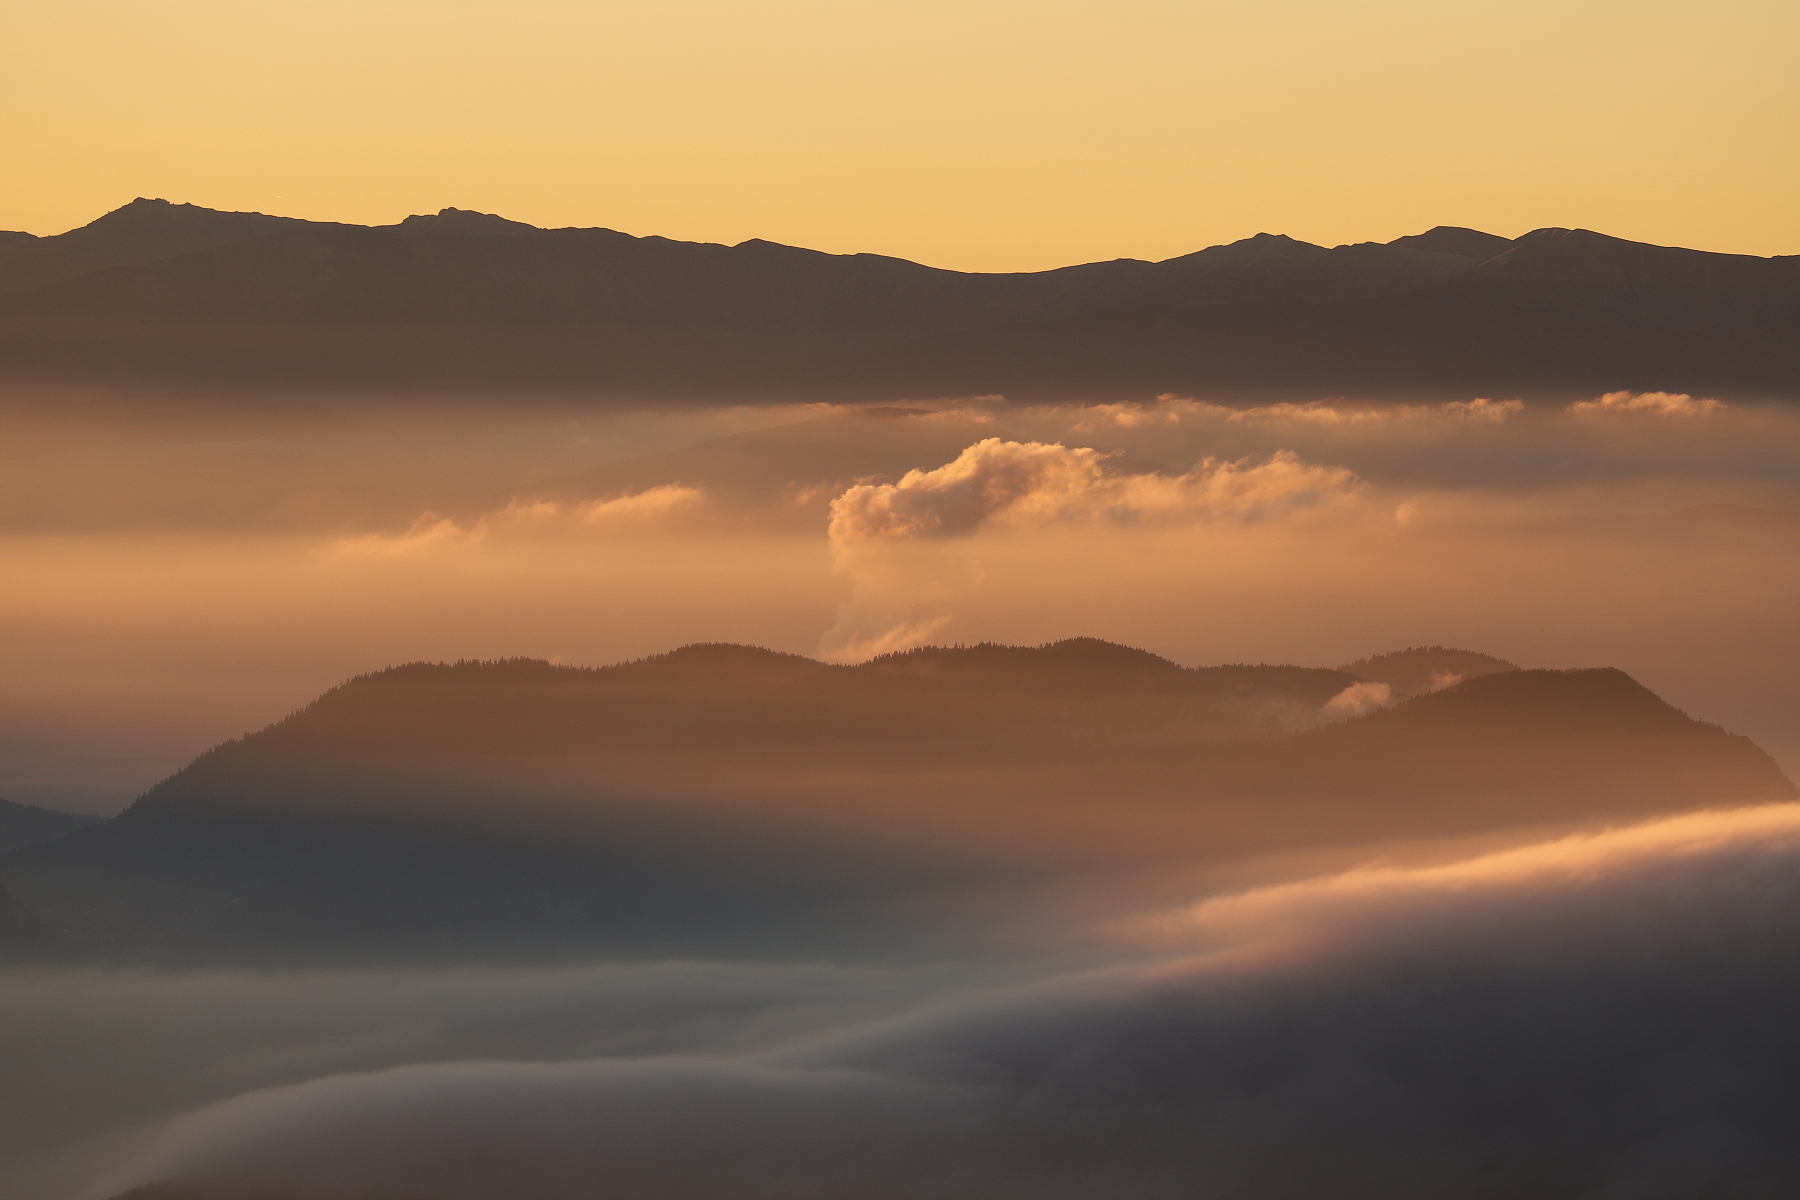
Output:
top-left (105, 802), bottom-right (1800, 1200)
top-left (1568, 390), bottom-right (1724, 417)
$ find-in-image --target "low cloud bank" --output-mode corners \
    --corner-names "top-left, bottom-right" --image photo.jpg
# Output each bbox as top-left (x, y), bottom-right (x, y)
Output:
top-left (106, 803), bottom-right (1800, 1199)
top-left (984, 391), bottom-right (1798, 500)
top-left (1568, 390), bottom-right (1724, 417)
top-left (1067, 395), bottom-right (1524, 431)
top-left (0, 960), bottom-right (995, 1200)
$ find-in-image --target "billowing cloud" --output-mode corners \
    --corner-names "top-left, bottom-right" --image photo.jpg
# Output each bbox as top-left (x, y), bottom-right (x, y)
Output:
top-left (829, 440), bottom-right (1359, 541)
top-left (100, 802), bottom-right (1800, 1200)
top-left (818, 441), bottom-right (1357, 659)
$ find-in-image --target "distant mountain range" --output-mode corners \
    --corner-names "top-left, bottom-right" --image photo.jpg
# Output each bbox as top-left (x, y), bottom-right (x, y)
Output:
top-left (2, 640), bottom-right (1788, 964)
top-left (2, 200), bottom-right (1794, 402)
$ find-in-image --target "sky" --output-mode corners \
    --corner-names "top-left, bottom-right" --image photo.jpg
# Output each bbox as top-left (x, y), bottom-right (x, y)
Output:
top-left (4, 0), bottom-right (1798, 268)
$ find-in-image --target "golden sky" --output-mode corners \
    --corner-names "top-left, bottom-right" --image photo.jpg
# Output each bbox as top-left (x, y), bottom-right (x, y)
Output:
top-left (4, 0), bottom-right (1796, 269)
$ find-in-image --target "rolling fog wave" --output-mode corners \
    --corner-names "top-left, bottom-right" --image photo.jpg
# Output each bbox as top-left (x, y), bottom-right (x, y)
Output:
top-left (102, 802), bottom-right (1800, 1199)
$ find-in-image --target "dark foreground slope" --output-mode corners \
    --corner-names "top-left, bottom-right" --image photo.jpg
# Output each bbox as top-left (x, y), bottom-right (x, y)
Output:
top-left (2, 200), bottom-right (1794, 400)
top-left (4, 641), bottom-right (1789, 963)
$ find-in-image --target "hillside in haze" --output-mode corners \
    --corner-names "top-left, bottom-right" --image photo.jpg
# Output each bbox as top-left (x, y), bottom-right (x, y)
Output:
top-left (0, 883), bottom-right (64, 961)
top-left (1338, 646), bottom-right (1521, 697)
top-left (2, 200), bottom-right (1794, 401)
top-left (0, 796), bottom-right (102, 854)
top-left (3, 640), bottom-right (1788, 964)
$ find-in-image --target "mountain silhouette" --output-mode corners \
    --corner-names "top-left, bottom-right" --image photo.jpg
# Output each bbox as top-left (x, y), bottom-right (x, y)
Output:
top-left (3, 642), bottom-right (1788, 964)
top-left (0, 199), bottom-right (341, 297)
top-left (1387, 225), bottom-right (1517, 259)
top-left (0, 796), bottom-right (102, 854)
top-left (3, 200), bottom-right (1791, 400)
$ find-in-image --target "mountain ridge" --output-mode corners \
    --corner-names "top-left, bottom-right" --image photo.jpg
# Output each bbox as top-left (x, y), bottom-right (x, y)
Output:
top-left (4, 200), bottom-right (1791, 401)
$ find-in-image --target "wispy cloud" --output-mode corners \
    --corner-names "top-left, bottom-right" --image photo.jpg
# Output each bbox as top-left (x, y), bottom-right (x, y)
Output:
top-left (332, 485), bottom-right (709, 555)
top-left (1567, 390), bottom-right (1725, 417)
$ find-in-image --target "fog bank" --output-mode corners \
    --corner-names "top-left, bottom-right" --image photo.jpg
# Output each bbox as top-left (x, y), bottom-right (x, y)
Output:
top-left (100, 803), bottom-right (1800, 1200)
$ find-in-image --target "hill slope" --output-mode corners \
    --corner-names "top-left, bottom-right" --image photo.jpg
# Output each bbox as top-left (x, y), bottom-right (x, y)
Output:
top-left (1339, 647), bottom-right (1521, 697)
top-left (2, 643), bottom-right (1788, 963)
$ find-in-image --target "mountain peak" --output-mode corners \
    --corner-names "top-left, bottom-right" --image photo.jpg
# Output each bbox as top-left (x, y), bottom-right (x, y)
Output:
top-left (1386, 226), bottom-right (1514, 260)
top-left (85, 198), bottom-right (291, 234)
top-left (395, 207), bottom-right (537, 237)
top-left (1160, 232), bottom-right (1328, 272)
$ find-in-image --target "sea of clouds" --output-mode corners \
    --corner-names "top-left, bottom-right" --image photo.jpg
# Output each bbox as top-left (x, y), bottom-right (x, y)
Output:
top-left (68, 802), bottom-right (1800, 1199)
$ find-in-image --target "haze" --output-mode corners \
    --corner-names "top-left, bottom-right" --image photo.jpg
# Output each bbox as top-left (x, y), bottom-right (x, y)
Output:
top-left (4, 391), bottom-right (1795, 817)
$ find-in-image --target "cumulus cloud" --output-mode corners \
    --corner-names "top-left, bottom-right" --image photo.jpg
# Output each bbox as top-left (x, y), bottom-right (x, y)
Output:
top-left (1568, 391), bottom-right (1725, 417)
top-left (102, 803), bottom-right (1800, 1200)
top-left (817, 441), bottom-right (1356, 660)
top-left (828, 440), bottom-right (1358, 542)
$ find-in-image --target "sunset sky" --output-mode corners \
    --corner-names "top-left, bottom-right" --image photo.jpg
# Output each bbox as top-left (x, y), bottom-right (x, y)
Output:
top-left (6, 0), bottom-right (1797, 268)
